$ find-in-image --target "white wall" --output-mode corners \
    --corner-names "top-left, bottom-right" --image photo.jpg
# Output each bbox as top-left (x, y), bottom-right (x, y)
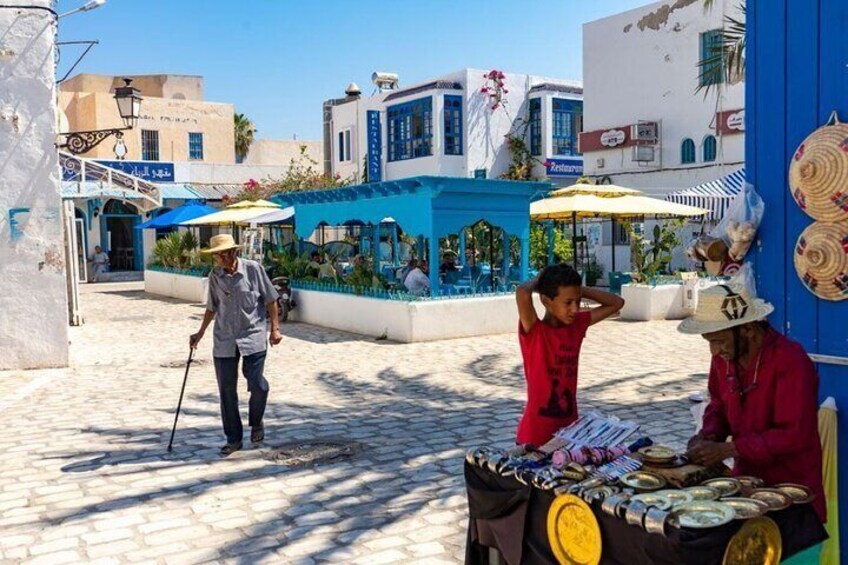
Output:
top-left (582, 0), bottom-right (745, 193)
top-left (0, 1), bottom-right (70, 369)
top-left (173, 161), bottom-right (292, 184)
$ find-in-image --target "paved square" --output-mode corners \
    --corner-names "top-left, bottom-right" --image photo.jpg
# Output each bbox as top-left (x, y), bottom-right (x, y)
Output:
top-left (0, 283), bottom-right (710, 563)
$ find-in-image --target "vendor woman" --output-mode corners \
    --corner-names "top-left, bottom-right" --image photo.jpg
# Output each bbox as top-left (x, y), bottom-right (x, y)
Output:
top-left (679, 285), bottom-right (825, 522)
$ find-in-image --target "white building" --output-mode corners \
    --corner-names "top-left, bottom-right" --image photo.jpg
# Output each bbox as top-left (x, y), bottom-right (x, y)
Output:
top-left (324, 68), bottom-right (584, 187)
top-left (580, 0), bottom-right (746, 275)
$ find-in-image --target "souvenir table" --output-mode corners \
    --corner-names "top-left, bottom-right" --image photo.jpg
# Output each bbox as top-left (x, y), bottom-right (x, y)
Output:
top-left (464, 462), bottom-right (827, 565)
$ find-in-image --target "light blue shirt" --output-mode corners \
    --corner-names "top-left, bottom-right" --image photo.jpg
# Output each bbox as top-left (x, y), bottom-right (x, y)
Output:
top-left (206, 259), bottom-right (279, 358)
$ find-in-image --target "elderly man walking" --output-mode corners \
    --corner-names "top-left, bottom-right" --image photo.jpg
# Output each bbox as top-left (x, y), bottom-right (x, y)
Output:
top-left (190, 234), bottom-right (282, 456)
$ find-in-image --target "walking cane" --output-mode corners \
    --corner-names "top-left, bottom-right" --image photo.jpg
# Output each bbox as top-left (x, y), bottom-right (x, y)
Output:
top-left (167, 348), bottom-right (194, 452)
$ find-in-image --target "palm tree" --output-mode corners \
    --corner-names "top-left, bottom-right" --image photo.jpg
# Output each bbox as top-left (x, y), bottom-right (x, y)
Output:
top-left (233, 113), bottom-right (257, 163)
top-left (697, 1), bottom-right (746, 95)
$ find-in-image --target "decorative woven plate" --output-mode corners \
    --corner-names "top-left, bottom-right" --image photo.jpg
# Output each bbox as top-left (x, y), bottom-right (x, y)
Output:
top-left (723, 517), bottom-right (782, 565)
top-left (750, 489), bottom-right (793, 512)
top-left (547, 494), bottom-right (602, 565)
top-left (793, 221), bottom-right (848, 301)
top-left (788, 112), bottom-right (848, 222)
top-left (720, 497), bottom-right (770, 519)
top-left (774, 483), bottom-right (816, 505)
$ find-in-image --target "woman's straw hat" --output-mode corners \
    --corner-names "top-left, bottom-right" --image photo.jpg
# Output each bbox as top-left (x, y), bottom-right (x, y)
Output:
top-left (678, 284), bottom-right (774, 335)
top-left (793, 221), bottom-right (848, 301)
top-left (788, 113), bottom-right (848, 223)
top-left (201, 234), bottom-right (241, 254)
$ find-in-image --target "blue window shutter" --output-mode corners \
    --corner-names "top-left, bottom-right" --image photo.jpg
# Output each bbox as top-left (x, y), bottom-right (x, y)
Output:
top-left (529, 99), bottom-right (542, 156)
top-left (387, 96), bottom-right (433, 162)
top-left (443, 95), bottom-right (463, 156)
top-left (681, 138), bottom-right (696, 164)
top-left (699, 29), bottom-right (724, 87)
top-left (703, 135), bottom-right (717, 162)
top-left (552, 98), bottom-right (582, 156)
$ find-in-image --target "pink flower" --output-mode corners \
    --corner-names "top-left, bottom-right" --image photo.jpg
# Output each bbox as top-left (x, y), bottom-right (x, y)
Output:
top-left (543, 160), bottom-right (554, 168)
top-left (334, 173), bottom-right (341, 180)
top-left (491, 103), bottom-right (500, 110)
top-left (497, 71), bottom-right (505, 79)
top-left (503, 89), bottom-right (509, 94)
top-left (480, 86), bottom-right (489, 93)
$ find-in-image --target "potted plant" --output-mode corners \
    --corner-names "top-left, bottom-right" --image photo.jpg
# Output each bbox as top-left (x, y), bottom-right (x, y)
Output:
top-left (585, 258), bottom-right (603, 286)
top-left (619, 220), bottom-right (689, 320)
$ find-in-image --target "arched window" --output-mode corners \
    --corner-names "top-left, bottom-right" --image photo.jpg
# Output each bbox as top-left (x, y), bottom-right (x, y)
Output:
top-left (681, 138), bottom-right (696, 164)
top-left (703, 135), bottom-right (717, 162)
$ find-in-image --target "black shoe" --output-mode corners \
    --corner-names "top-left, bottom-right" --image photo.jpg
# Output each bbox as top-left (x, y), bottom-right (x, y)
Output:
top-left (251, 424), bottom-right (265, 444)
top-left (220, 441), bottom-right (243, 456)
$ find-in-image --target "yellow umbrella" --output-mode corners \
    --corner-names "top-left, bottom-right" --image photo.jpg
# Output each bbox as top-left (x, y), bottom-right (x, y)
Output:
top-left (182, 199), bottom-right (280, 226)
top-left (819, 397), bottom-right (839, 565)
top-left (549, 183), bottom-right (642, 197)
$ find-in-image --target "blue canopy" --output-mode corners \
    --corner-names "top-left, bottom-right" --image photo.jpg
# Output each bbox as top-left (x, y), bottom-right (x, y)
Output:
top-left (136, 201), bottom-right (217, 230)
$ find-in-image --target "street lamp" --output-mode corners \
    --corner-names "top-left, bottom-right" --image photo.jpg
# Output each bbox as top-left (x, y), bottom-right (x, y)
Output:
top-left (60, 78), bottom-right (143, 157)
top-left (58, 0), bottom-right (107, 19)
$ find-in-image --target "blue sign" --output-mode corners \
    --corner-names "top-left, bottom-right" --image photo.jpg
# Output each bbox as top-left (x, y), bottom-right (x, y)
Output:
top-left (366, 111), bottom-right (382, 183)
top-left (96, 160), bottom-right (175, 182)
top-left (545, 158), bottom-right (583, 178)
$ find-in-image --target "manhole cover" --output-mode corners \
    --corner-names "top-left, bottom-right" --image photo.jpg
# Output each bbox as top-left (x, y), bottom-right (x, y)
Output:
top-left (265, 440), bottom-right (363, 467)
top-left (159, 359), bottom-right (206, 368)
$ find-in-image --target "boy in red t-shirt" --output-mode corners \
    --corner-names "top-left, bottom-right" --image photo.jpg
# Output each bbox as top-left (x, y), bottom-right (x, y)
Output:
top-left (515, 264), bottom-right (625, 447)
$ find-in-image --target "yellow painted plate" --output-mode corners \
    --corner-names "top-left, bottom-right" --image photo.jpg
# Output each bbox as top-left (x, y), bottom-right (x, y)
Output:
top-left (722, 516), bottom-right (782, 565)
top-left (547, 494), bottom-right (602, 565)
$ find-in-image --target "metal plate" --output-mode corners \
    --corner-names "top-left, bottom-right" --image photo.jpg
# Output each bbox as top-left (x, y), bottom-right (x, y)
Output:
top-left (749, 489), bottom-right (793, 512)
top-left (773, 483), bottom-right (816, 505)
top-left (683, 486), bottom-right (720, 501)
top-left (631, 492), bottom-right (673, 511)
top-left (701, 478), bottom-right (742, 498)
top-left (655, 489), bottom-right (693, 505)
top-left (722, 517), bottom-right (782, 565)
top-left (620, 471), bottom-right (667, 491)
top-left (638, 445), bottom-right (677, 464)
top-left (736, 476), bottom-right (765, 490)
top-left (673, 501), bottom-right (735, 529)
top-left (720, 497), bottom-right (770, 519)
top-left (547, 494), bottom-right (602, 565)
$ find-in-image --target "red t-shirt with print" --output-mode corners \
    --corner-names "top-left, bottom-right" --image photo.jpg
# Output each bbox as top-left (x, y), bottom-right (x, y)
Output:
top-left (516, 311), bottom-right (591, 447)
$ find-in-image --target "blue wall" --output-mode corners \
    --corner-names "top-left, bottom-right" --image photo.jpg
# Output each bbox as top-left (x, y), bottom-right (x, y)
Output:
top-left (747, 0), bottom-right (848, 553)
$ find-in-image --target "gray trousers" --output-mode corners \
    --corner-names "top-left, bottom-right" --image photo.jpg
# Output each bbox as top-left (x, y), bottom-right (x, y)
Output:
top-left (213, 349), bottom-right (268, 444)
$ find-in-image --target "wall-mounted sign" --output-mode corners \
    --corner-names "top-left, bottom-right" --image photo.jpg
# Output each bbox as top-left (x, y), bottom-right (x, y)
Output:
top-left (600, 129), bottom-right (627, 147)
top-left (716, 109), bottom-right (745, 135)
top-left (366, 110), bottom-right (382, 183)
top-left (63, 160), bottom-right (175, 183)
top-left (579, 125), bottom-right (633, 153)
top-left (546, 158), bottom-right (584, 177)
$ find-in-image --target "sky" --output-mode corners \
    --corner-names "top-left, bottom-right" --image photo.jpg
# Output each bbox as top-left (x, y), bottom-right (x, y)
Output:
top-left (57, 0), bottom-right (651, 141)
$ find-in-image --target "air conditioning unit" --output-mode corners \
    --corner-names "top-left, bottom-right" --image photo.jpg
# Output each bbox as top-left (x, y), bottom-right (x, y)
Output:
top-left (631, 121), bottom-right (658, 144)
top-left (596, 157), bottom-right (605, 169)
top-left (632, 146), bottom-right (655, 162)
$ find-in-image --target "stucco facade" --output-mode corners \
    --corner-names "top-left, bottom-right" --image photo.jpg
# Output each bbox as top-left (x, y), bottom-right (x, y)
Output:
top-left (60, 74), bottom-right (235, 163)
top-left (325, 69), bottom-right (583, 186)
top-left (0, 0), bottom-right (70, 369)
top-left (243, 139), bottom-right (322, 167)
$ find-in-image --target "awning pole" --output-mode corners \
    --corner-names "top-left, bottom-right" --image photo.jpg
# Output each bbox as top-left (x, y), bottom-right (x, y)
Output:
top-left (571, 212), bottom-right (578, 270)
top-left (611, 217), bottom-right (617, 273)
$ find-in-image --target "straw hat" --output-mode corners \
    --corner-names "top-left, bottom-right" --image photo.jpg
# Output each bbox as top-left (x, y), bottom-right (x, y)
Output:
top-left (793, 221), bottom-right (848, 301)
top-left (201, 234), bottom-right (241, 254)
top-left (788, 113), bottom-right (848, 223)
top-left (678, 284), bottom-right (774, 335)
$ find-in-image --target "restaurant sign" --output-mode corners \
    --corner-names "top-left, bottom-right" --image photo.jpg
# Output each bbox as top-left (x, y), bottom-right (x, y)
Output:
top-left (546, 158), bottom-right (584, 178)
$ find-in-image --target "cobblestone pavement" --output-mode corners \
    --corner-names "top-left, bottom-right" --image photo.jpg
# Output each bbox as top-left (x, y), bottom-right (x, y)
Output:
top-left (0, 283), bottom-right (711, 564)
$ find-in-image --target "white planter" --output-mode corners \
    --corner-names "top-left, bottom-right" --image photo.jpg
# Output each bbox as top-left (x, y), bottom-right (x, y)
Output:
top-left (289, 289), bottom-right (545, 343)
top-left (144, 270), bottom-right (209, 304)
top-left (619, 283), bottom-right (690, 321)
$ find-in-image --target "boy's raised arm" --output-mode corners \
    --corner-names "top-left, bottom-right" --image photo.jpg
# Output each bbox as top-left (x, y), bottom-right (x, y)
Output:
top-left (516, 279), bottom-right (539, 334)
top-left (582, 287), bottom-right (625, 326)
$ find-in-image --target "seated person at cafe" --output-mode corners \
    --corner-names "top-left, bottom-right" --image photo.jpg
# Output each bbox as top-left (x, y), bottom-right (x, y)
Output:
top-left (515, 264), bottom-right (624, 447)
top-left (399, 258), bottom-right (417, 284)
top-left (308, 251), bottom-right (322, 277)
top-left (680, 285), bottom-right (825, 522)
top-left (404, 259), bottom-right (431, 296)
top-left (440, 253), bottom-right (461, 284)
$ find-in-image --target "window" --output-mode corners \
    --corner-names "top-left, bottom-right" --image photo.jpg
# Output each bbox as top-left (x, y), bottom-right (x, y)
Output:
top-left (552, 98), bottom-right (583, 156)
top-left (681, 138), bottom-right (696, 164)
top-left (444, 95), bottom-right (463, 156)
top-left (337, 129), bottom-right (352, 162)
top-left (529, 98), bottom-right (541, 156)
top-left (188, 132), bottom-right (203, 160)
top-left (703, 135), bottom-right (717, 162)
top-left (141, 130), bottom-right (159, 161)
top-left (387, 97), bottom-right (432, 161)
top-left (700, 29), bottom-right (724, 87)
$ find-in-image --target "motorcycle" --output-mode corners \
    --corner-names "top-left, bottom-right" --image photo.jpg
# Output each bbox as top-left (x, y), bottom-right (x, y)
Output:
top-left (271, 276), bottom-right (296, 323)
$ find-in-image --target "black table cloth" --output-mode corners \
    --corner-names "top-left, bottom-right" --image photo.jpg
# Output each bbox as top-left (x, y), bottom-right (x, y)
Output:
top-left (465, 462), bottom-right (827, 565)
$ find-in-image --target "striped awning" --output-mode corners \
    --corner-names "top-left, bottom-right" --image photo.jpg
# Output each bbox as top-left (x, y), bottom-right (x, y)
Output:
top-left (665, 167), bottom-right (746, 221)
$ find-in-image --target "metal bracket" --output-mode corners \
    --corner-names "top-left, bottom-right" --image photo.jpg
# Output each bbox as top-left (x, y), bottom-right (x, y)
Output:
top-left (58, 128), bottom-right (127, 155)
top-left (809, 354), bottom-right (848, 367)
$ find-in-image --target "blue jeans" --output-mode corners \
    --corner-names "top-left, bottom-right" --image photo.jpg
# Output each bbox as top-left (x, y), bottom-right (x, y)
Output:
top-left (213, 349), bottom-right (269, 444)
